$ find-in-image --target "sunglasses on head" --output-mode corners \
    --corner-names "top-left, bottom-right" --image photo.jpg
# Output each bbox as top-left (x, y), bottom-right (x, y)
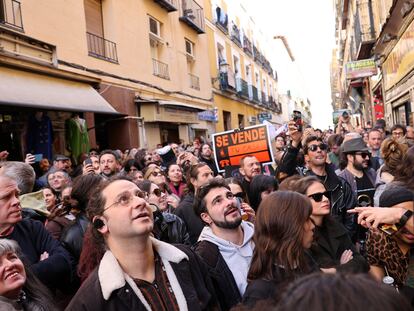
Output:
top-left (354, 152), bottom-right (370, 159)
top-left (308, 143), bottom-right (328, 152)
top-left (308, 190), bottom-right (331, 202)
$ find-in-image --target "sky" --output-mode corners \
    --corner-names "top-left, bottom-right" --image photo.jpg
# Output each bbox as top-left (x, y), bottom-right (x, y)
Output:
top-left (247, 0), bottom-right (336, 129)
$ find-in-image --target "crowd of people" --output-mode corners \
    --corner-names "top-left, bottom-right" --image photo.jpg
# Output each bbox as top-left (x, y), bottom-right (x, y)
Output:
top-left (0, 117), bottom-right (413, 310)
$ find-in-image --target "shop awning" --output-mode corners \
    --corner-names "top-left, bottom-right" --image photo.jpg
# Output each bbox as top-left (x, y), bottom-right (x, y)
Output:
top-left (0, 66), bottom-right (119, 114)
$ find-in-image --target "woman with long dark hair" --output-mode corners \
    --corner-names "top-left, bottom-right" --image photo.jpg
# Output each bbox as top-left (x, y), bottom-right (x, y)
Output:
top-left (242, 191), bottom-right (316, 307)
top-left (166, 163), bottom-right (186, 198)
top-left (248, 175), bottom-right (278, 211)
top-left (0, 239), bottom-right (57, 310)
top-left (294, 176), bottom-right (368, 273)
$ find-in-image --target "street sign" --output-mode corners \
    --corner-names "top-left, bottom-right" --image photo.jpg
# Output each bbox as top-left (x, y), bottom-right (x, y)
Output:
top-left (212, 124), bottom-right (275, 173)
top-left (345, 59), bottom-right (377, 79)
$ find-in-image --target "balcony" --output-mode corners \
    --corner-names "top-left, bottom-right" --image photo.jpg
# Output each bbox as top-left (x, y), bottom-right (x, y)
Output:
top-left (236, 78), bottom-right (249, 99)
top-left (353, 0), bottom-right (375, 60)
top-left (86, 32), bottom-right (118, 63)
top-left (189, 73), bottom-right (200, 90)
top-left (252, 86), bottom-right (260, 104)
top-left (152, 58), bottom-right (170, 80)
top-left (243, 37), bottom-right (253, 57)
top-left (231, 23), bottom-right (242, 48)
top-left (180, 0), bottom-right (205, 34)
top-left (0, 0), bottom-right (23, 30)
top-left (253, 45), bottom-right (262, 65)
top-left (261, 91), bottom-right (267, 106)
top-left (153, 0), bottom-right (177, 12)
top-left (219, 71), bottom-right (236, 93)
top-left (214, 6), bottom-right (228, 34)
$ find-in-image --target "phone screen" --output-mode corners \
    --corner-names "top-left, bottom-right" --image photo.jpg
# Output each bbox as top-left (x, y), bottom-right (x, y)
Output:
top-left (84, 158), bottom-right (92, 166)
top-left (34, 154), bottom-right (43, 162)
top-left (379, 224), bottom-right (399, 236)
top-left (292, 111), bottom-right (302, 131)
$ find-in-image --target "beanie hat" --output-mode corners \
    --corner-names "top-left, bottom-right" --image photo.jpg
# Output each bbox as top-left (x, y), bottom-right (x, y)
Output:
top-left (379, 184), bottom-right (413, 207)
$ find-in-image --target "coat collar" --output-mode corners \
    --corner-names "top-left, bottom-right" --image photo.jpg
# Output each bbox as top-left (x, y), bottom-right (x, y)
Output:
top-left (98, 237), bottom-right (189, 304)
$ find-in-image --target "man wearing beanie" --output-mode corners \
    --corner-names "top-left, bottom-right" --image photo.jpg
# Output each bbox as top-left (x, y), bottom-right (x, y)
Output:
top-left (365, 184), bottom-right (414, 300)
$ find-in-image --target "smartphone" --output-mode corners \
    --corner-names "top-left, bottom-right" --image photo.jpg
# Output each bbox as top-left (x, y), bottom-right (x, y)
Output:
top-left (84, 158), bottom-right (92, 166)
top-left (379, 224), bottom-right (399, 236)
top-left (235, 197), bottom-right (249, 221)
top-left (34, 154), bottom-right (43, 162)
top-left (292, 110), bottom-right (302, 132)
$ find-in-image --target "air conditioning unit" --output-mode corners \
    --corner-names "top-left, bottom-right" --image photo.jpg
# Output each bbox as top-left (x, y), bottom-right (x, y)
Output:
top-left (248, 116), bottom-right (257, 123)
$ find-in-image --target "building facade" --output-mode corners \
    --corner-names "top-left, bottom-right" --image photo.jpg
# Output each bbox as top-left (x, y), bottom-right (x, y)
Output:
top-left (0, 0), bottom-right (216, 160)
top-left (204, 0), bottom-right (283, 133)
top-left (333, 0), bottom-right (414, 128)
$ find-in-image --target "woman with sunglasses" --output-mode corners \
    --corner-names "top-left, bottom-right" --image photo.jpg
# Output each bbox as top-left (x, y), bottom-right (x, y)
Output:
top-left (143, 165), bottom-right (167, 186)
top-left (167, 163), bottom-right (186, 199)
top-left (136, 180), bottom-right (190, 245)
top-left (293, 176), bottom-right (369, 273)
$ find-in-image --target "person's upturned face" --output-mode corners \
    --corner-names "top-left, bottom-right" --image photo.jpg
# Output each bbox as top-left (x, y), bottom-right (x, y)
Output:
top-left (275, 137), bottom-right (285, 149)
top-left (171, 144), bottom-right (179, 156)
top-left (0, 251), bottom-right (26, 299)
top-left (202, 187), bottom-right (242, 230)
top-left (42, 188), bottom-right (56, 211)
top-left (55, 159), bottom-right (70, 171)
top-left (368, 131), bottom-right (382, 151)
top-left (167, 164), bottom-right (183, 184)
top-left (102, 180), bottom-right (153, 240)
top-left (100, 154), bottom-right (118, 177)
top-left (306, 182), bottom-right (330, 217)
top-left (0, 179), bottom-right (22, 228)
top-left (48, 171), bottom-right (68, 192)
top-left (192, 166), bottom-right (214, 190)
top-left (305, 140), bottom-right (327, 167)
top-left (201, 145), bottom-right (212, 158)
top-left (240, 157), bottom-right (261, 181)
top-left (148, 168), bottom-right (166, 185)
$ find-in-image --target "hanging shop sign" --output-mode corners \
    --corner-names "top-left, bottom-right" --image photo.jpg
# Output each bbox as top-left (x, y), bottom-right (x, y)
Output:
top-left (345, 59), bottom-right (377, 80)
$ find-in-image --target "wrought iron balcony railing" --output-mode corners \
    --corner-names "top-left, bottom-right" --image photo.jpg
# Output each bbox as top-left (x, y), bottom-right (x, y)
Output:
top-left (231, 23), bottom-right (242, 48)
top-left (180, 0), bottom-right (205, 34)
top-left (243, 37), bottom-right (253, 57)
top-left (86, 32), bottom-right (118, 63)
top-left (0, 0), bottom-right (23, 30)
top-left (152, 58), bottom-right (170, 80)
top-left (189, 73), bottom-right (200, 90)
top-left (236, 78), bottom-right (249, 99)
top-left (252, 86), bottom-right (260, 104)
top-left (214, 6), bottom-right (228, 34)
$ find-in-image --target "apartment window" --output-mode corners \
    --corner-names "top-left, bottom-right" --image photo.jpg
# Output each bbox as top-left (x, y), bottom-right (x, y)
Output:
top-left (238, 114), bottom-right (245, 128)
top-left (217, 43), bottom-right (225, 66)
top-left (223, 111), bottom-right (231, 131)
top-left (185, 38), bottom-right (195, 60)
top-left (84, 0), bottom-right (118, 62)
top-left (0, 0), bottom-right (23, 30)
top-left (149, 16), bottom-right (161, 37)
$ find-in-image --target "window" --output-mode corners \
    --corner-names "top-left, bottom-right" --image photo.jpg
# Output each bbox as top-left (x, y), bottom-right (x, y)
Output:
top-left (149, 16), bottom-right (161, 37)
top-left (185, 38), bottom-right (195, 61)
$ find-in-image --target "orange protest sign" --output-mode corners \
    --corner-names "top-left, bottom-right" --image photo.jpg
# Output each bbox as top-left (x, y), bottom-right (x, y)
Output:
top-left (212, 124), bottom-right (274, 173)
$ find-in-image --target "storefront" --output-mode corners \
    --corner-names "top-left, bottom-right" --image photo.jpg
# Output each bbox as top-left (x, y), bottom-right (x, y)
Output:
top-left (380, 17), bottom-right (414, 127)
top-left (139, 99), bottom-right (214, 148)
top-left (0, 66), bottom-right (120, 161)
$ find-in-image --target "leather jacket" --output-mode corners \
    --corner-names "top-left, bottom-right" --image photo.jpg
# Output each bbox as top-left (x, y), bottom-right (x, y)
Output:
top-left (153, 211), bottom-right (191, 246)
top-left (61, 213), bottom-right (89, 261)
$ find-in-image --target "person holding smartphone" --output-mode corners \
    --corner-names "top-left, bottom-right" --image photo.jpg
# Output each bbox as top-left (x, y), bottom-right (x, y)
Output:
top-left (364, 184), bottom-right (414, 296)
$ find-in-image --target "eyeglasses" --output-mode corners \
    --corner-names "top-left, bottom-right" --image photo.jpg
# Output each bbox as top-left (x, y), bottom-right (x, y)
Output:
top-left (308, 190), bottom-right (331, 202)
top-left (103, 190), bottom-right (146, 211)
top-left (308, 143), bottom-right (328, 152)
top-left (354, 152), bottom-right (370, 159)
top-left (151, 171), bottom-right (163, 177)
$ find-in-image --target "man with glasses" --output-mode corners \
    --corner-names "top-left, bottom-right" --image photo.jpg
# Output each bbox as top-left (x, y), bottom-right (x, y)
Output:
top-left (279, 121), bottom-right (357, 238)
top-left (193, 178), bottom-right (255, 311)
top-left (67, 176), bottom-right (219, 310)
top-left (390, 124), bottom-right (406, 141)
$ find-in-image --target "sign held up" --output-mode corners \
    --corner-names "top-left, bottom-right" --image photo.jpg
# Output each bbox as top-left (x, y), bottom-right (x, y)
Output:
top-left (212, 124), bottom-right (274, 173)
